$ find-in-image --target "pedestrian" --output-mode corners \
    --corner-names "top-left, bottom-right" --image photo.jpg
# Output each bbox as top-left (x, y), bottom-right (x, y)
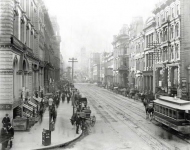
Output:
top-left (75, 114), bottom-right (81, 134)
top-left (1, 124), bottom-right (8, 150)
top-left (7, 123), bottom-right (14, 148)
top-left (62, 93), bottom-right (65, 102)
top-left (67, 93), bottom-right (71, 103)
top-left (2, 114), bottom-right (10, 128)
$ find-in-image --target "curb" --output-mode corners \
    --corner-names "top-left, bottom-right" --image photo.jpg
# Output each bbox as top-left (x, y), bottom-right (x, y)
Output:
top-left (33, 131), bottom-right (83, 150)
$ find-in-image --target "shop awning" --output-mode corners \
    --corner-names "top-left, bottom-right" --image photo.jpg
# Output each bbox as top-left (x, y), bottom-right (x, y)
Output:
top-left (23, 104), bottom-right (33, 111)
top-left (28, 101), bottom-right (37, 108)
top-left (33, 96), bottom-right (42, 103)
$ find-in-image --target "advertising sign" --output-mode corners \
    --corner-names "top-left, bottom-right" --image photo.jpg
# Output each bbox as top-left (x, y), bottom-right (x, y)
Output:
top-left (13, 118), bottom-right (27, 131)
top-left (0, 104), bottom-right (12, 110)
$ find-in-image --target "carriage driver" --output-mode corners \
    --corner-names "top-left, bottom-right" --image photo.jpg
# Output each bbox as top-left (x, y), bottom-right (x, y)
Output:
top-left (75, 113), bottom-right (81, 134)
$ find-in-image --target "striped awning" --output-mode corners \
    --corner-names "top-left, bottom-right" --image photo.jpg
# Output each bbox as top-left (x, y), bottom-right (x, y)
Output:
top-left (23, 104), bottom-right (33, 111)
top-left (33, 96), bottom-right (42, 103)
top-left (28, 101), bottom-right (37, 108)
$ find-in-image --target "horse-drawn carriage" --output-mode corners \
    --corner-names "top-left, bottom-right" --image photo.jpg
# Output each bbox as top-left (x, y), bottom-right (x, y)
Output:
top-left (129, 89), bottom-right (139, 99)
top-left (78, 97), bottom-right (87, 107)
top-left (71, 97), bottom-right (96, 133)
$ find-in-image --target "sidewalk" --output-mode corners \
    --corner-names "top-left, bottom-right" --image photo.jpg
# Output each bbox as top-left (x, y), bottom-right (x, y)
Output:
top-left (10, 100), bottom-right (81, 150)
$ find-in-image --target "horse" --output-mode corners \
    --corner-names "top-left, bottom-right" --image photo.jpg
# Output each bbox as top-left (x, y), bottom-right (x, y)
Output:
top-left (143, 99), bottom-right (154, 120)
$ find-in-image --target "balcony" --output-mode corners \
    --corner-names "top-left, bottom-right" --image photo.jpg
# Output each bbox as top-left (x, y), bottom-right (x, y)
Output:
top-left (11, 35), bottom-right (33, 56)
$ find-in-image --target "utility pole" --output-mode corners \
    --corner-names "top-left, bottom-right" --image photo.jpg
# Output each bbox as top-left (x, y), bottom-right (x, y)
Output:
top-left (68, 58), bottom-right (78, 82)
top-left (68, 58), bottom-right (78, 115)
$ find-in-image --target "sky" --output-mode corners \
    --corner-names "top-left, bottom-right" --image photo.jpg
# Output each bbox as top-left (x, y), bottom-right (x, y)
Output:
top-left (43, 0), bottom-right (160, 65)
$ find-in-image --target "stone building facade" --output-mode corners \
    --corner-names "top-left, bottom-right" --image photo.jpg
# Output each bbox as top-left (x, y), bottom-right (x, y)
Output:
top-left (128, 17), bottom-right (144, 90)
top-left (152, 0), bottom-right (190, 98)
top-left (112, 25), bottom-right (129, 88)
top-left (143, 17), bottom-right (156, 93)
top-left (0, 0), bottom-right (61, 123)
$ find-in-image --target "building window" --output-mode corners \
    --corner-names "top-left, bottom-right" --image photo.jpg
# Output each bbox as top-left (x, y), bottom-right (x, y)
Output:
top-left (175, 44), bottom-right (179, 59)
top-left (175, 23), bottom-right (179, 37)
top-left (166, 11), bottom-right (168, 19)
top-left (170, 25), bottom-right (174, 39)
top-left (170, 46), bottom-right (174, 60)
top-left (161, 14), bottom-right (164, 22)
top-left (163, 27), bottom-right (167, 41)
top-left (171, 7), bottom-right (174, 18)
top-left (157, 17), bottom-right (160, 26)
top-left (160, 32), bottom-right (163, 42)
top-left (176, 4), bottom-right (180, 15)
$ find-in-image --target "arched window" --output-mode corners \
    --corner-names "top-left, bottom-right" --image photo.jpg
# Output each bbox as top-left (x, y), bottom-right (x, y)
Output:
top-left (170, 25), bottom-right (174, 39)
top-left (160, 32), bottom-right (162, 42)
top-left (170, 46), bottom-right (174, 60)
top-left (175, 44), bottom-right (179, 59)
top-left (175, 23), bottom-right (179, 37)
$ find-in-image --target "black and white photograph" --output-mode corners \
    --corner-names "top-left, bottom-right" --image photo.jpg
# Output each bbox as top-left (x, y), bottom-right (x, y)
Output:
top-left (0, 0), bottom-right (190, 149)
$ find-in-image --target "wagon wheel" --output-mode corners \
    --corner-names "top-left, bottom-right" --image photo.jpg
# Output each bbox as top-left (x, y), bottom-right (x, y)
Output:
top-left (90, 115), bottom-right (96, 127)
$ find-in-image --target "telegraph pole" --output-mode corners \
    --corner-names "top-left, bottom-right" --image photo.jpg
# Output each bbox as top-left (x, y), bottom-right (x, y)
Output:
top-left (68, 58), bottom-right (78, 82)
top-left (68, 58), bottom-right (78, 115)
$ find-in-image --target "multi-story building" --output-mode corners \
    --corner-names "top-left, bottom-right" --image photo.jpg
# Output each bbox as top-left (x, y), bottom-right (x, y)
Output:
top-left (104, 52), bottom-right (114, 88)
top-left (0, 0), bottom-right (61, 124)
top-left (128, 17), bottom-right (144, 90)
top-left (50, 17), bottom-right (61, 85)
top-left (112, 25), bottom-right (129, 88)
top-left (100, 52), bottom-right (108, 84)
top-left (152, 0), bottom-right (190, 99)
top-left (143, 17), bottom-right (156, 93)
top-left (88, 52), bottom-right (100, 82)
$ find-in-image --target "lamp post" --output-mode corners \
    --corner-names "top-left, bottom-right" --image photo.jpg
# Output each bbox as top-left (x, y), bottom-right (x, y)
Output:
top-left (48, 97), bottom-right (53, 131)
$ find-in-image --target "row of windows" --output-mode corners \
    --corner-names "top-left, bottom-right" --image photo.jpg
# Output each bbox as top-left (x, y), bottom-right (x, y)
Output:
top-left (145, 45), bottom-right (179, 65)
top-left (157, 3), bottom-right (180, 27)
top-left (155, 104), bottom-right (184, 119)
top-left (156, 23), bottom-right (179, 43)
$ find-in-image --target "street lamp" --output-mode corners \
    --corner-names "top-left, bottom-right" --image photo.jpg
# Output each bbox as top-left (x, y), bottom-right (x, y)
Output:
top-left (48, 97), bottom-right (53, 131)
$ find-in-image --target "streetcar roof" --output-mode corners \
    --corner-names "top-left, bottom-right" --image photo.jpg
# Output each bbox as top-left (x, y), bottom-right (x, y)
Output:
top-left (154, 96), bottom-right (190, 110)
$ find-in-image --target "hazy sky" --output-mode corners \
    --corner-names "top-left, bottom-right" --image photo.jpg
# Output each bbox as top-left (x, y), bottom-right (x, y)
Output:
top-left (44, 0), bottom-right (160, 64)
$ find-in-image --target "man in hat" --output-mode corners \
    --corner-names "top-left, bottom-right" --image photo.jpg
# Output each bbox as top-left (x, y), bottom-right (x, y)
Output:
top-left (1, 124), bottom-right (8, 150)
top-left (75, 114), bottom-right (81, 134)
top-left (2, 114), bottom-right (10, 128)
top-left (7, 123), bottom-right (14, 148)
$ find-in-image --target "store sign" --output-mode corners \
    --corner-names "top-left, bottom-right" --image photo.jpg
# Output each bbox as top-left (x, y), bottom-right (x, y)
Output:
top-left (13, 118), bottom-right (27, 131)
top-left (0, 104), bottom-right (12, 110)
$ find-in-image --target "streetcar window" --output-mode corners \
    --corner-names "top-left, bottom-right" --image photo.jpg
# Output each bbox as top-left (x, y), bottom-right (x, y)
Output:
top-left (178, 111), bottom-right (185, 119)
top-left (160, 106), bottom-right (162, 113)
top-left (165, 108), bottom-right (168, 116)
top-left (155, 105), bottom-right (159, 112)
top-left (163, 107), bottom-right (165, 115)
top-left (186, 113), bottom-right (190, 120)
top-left (169, 109), bottom-right (172, 117)
top-left (173, 111), bottom-right (177, 119)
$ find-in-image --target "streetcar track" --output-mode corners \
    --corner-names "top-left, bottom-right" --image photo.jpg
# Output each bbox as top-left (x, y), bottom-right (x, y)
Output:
top-left (80, 87), bottom-right (172, 150)
top-left (76, 85), bottom-right (188, 149)
top-left (88, 85), bottom-right (190, 145)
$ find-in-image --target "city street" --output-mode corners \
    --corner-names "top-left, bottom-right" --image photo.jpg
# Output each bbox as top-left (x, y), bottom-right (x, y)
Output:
top-left (59, 83), bottom-right (190, 150)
